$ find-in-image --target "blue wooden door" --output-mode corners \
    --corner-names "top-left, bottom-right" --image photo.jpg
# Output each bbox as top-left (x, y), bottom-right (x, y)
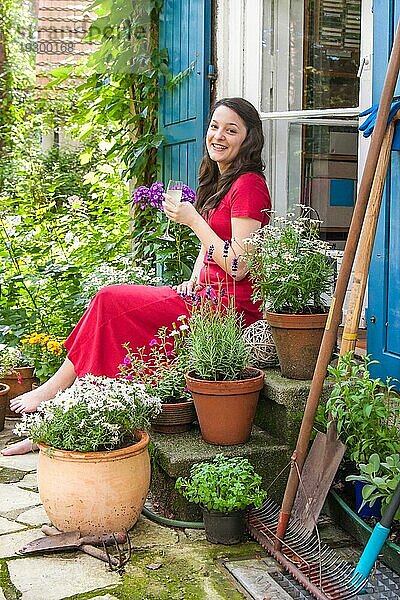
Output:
top-left (367, 2), bottom-right (400, 381)
top-left (159, 0), bottom-right (212, 190)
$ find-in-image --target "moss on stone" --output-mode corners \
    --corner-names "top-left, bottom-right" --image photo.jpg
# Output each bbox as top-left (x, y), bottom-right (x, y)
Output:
top-left (115, 540), bottom-right (265, 600)
top-left (0, 560), bottom-right (21, 599)
top-left (0, 468), bottom-right (25, 484)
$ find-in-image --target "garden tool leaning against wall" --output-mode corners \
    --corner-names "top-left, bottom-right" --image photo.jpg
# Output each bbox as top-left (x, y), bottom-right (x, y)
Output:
top-left (247, 18), bottom-right (400, 600)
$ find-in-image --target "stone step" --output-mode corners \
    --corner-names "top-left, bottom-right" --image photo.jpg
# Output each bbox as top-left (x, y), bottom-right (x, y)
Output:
top-left (255, 368), bottom-right (332, 448)
top-left (150, 426), bottom-right (290, 522)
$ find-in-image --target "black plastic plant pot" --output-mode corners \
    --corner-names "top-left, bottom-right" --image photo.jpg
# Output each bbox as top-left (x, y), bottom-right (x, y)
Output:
top-left (201, 507), bottom-right (246, 545)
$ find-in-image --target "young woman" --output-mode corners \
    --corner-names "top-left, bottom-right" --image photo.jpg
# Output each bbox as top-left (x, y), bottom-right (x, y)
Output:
top-left (2, 97), bottom-right (271, 455)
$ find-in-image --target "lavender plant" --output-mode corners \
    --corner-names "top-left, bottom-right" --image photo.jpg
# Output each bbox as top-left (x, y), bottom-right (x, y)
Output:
top-left (245, 213), bottom-right (334, 314)
top-left (14, 374), bottom-right (162, 452)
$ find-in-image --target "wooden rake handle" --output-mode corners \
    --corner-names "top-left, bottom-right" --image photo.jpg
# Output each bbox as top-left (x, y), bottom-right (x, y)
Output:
top-left (340, 114), bottom-right (399, 355)
top-left (275, 20), bottom-right (400, 551)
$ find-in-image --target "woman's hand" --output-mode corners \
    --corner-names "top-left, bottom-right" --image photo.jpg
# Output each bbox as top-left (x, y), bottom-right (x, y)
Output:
top-left (162, 194), bottom-right (198, 227)
top-left (174, 279), bottom-right (198, 296)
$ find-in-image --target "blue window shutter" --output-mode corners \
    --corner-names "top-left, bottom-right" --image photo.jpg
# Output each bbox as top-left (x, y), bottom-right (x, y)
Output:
top-left (367, 1), bottom-right (400, 383)
top-left (159, 0), bottom-right (212, 190)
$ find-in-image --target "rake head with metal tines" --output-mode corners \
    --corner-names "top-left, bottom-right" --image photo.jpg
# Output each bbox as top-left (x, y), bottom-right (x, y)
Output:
top-left (247, 498), bottom-right (368, 600)
top-left (103, 532), bottom-right (132, 572)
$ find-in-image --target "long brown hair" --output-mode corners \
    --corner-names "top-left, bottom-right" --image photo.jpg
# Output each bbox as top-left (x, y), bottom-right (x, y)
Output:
top-left (195, 97), bottom-right (265, 216)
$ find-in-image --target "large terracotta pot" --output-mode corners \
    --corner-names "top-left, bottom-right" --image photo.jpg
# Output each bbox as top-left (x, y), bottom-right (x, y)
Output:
top-left (265, 311), bottom-right (328, 380)
top-left (152, 399), bottom-right (196, 433)
top-left (0, 383), bottom-right (10, 432)
top-left (37, 430), bottom-right (151, 534)
top-left (2, 367), bottom-right (39, 418)
top-left (185, 368), bottom-right (264, 445)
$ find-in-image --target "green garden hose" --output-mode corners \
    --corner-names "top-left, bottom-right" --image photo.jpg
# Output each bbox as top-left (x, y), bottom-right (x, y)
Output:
top-left (142, 505), bottom-right (204, 529)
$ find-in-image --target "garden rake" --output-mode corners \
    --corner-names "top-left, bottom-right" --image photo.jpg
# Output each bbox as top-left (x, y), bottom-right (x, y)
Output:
top-left (248, 17), bottom-right (400, 600)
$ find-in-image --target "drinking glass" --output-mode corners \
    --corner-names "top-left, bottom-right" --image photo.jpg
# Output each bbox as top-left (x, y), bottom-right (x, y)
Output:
top-left (160, 180), bottom-right (184, 242)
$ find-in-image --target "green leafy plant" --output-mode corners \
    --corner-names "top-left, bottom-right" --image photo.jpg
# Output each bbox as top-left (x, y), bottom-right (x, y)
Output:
top-left (0, 346), bottom-right (30, 379)
top-left (317, 353), bottom-right (400, 464)
top-left (175, 454), bottom-right (267, 512)
top-left (245, 212), bottom-right (334, 314)
top-left (119, 318), bottom-right (191, 403)
top-left (187, 297), bottom-right (251, 381)
top-left (346, 453), bottom-right (400, 520)
top-left (14, 373), bottom-right (162, 452)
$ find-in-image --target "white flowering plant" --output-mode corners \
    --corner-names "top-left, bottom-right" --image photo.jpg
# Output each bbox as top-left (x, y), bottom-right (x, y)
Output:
top-left (13, 374), bottom-right (162, 452)
top-left (81, 254), bottom-right (161, 306)
top-left (0, 346), bottom-right (30, 379)
top-left (245, 213), bottom-right (334, 314)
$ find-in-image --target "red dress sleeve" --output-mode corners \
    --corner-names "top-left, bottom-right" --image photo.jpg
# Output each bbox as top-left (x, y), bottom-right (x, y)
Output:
top-left (229, 173), bottom-right (271, 226)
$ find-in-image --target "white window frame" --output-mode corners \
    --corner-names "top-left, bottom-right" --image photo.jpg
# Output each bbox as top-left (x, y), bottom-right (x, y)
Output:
top-left (215, 0), bottom-right (373, 212)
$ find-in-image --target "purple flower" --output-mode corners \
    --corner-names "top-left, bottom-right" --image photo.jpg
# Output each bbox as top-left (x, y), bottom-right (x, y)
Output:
top-left (182, 185), bottom-right (196, 204)
top-left (132, 186), bottom-right (150, 207)
top-left (205, 285), bottom-right (212, 299)
top-left (206, 245), bottom-right (215, 262)
top-left (223, 240), bottom-right (230, 258)
top-left (133, 182), bottom-right (195, 211)
top-left (123, 355), bottom-right (131, 365)
top-left (231, 257), bottom-right (239, 278)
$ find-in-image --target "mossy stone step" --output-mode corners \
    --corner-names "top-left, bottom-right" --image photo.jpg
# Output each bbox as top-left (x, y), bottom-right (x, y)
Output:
top-left (149, 426), bottom-right (290, 522)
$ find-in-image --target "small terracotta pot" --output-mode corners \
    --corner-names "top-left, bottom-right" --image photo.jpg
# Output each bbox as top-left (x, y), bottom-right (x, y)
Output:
top-left (152, 399), bottom-right (196, 433)
top-left (0, 383), bottom-right (10, 432)
top-left (2, 367), bottom-right (39, 418)
top-left (37, 430), bottom-right (151, 534)
top-left (185, 368), bottom-right (264, 445)
top-left (265, 312), bottom-right (328, 380)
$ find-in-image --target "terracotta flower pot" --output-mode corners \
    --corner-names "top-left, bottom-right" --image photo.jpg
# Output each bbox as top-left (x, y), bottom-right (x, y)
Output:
top-left (265, 311), bottom-right (328, 380)
top-left (2, 367), bottom-right (39, 418)
top-left (151, 399), bottom-right (196, 433)
top-left (185, 368), bottom-right (264, 445)
top-left (0, 383), bottom-right (10, 432)
top-left (37, 430), bottom-right (151, 534)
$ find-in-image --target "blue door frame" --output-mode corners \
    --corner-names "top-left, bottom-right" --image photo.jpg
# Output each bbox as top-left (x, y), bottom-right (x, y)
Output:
top-left (367, 1), bottom-right (400, 381)
top-left (159, 0), bottom-right (212, 190)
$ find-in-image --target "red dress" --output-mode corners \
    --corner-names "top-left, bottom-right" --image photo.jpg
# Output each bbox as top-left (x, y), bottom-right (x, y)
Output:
top-left (65, 173), bottom-right (271, 378)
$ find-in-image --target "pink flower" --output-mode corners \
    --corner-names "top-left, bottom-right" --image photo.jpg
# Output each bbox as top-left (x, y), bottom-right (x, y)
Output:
top-left (149, 339), bottom-right (157, 347)
top-left (123, 355), bottom-right (131, 365)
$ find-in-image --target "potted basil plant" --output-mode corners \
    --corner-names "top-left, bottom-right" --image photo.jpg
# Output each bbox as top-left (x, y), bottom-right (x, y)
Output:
top-left (176, 454), bottom-right (267, 544)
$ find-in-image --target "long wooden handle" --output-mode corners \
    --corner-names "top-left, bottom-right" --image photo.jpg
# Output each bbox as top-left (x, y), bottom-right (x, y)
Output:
top-left (340, 119), bottom-right (397, 355)
top-left (275, 20), bottom-right (400, 550)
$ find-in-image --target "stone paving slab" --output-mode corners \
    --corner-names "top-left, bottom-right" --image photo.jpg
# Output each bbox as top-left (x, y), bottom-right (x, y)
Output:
top-left (130, 515), bottom-right (180, 549)
top-left (7, 553), bottom-right (120, 600)
top-left (225, 558), bottom-right (293, 600)
top-left (0, 453), bottom-right (38, 472)
top-left (0, 528), bottom-right (42, 558)
top-left (16, 506), bottom-right (50, 527)
top-left (0, 516), bottom-right (25, 534)
top-left (0, 483), bottom-right (40, 513)
top-left (16, 473), bottom-right (38, 491)
top-left (92, 596), bottom-right (119, 600)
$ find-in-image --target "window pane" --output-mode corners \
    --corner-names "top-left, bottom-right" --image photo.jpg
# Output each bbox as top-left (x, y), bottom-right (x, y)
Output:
top-left (304, 0), bottom-right (361, 109)
top-left (288, 121), bottom-right (358, 248)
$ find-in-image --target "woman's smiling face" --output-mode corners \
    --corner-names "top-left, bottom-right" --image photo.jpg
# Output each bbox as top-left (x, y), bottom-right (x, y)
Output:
top-left (206, 105), bottom-right (248, 173)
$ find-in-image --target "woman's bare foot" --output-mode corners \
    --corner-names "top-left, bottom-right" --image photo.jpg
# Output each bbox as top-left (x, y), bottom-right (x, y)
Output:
top-left (1, 439), bottom-right (38, 455)
top-left (9, 388), bottom-right (46, 414)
